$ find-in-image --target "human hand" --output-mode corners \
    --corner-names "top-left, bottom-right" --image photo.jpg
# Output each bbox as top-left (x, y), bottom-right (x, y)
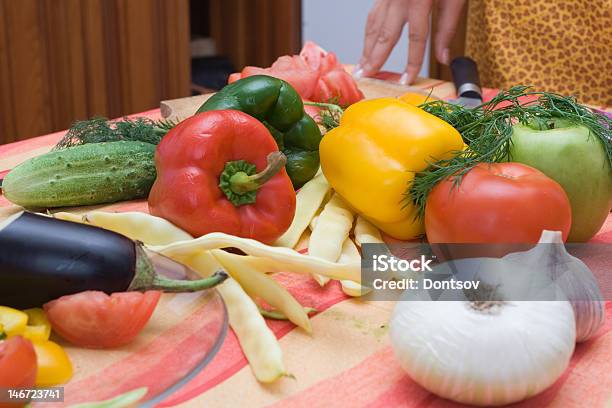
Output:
top-left (355, 0), bottom-right (466, 85)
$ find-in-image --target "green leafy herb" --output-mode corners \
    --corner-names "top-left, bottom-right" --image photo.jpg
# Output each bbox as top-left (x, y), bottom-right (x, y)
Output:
top-left (303, 101), bottom-right (344, 131)
top-left (55, 117), bottom-right (177, 150)
top-left (409, 86), bottom-right (612, 217)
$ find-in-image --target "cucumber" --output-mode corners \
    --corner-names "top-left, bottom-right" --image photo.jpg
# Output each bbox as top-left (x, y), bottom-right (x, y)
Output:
top-left (1, 141), bottom-right (157, 208)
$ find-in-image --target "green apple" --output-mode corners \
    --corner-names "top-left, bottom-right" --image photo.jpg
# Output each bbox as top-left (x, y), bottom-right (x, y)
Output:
top-left (509, 121), bottom-right (612, 242)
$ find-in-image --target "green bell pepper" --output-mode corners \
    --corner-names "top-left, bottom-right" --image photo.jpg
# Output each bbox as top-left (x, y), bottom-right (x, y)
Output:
top-left (197, 75), bottom-right (323, 188)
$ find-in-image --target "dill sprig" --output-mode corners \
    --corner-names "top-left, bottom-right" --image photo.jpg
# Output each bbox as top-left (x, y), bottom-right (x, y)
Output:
top-left (303, 101), bottom-right (344, 131)
top-left (54, 117), bottom-right (177, 150)
top-left (409, 86), bottom-right (612, 217)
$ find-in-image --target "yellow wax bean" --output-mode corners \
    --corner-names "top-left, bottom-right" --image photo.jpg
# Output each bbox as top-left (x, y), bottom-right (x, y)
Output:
top-left (354, 215), bottom-right (384, 246)
top-left (84, 211), bottom-right (193, 245)
top-left (212, 249), bottom-right (311, 333)
top-left (151, 233), bottom-right (360, 282)
top-left (309, 214), bottom-right (319, 231)
top-left (274, 173), bottom-right (330, 249)
top-left (308, 193), bottom-right (355, 286)
top-left (217, 278), bottom-right (288, 382)
top-left (170, 250), bottom-right (287, 383)
top-left (52, 211), bottom-right (193, 245)
top-left (338, 238), bottom-right (370, 297)
top-left (52, 212), bottom-right (86, 224)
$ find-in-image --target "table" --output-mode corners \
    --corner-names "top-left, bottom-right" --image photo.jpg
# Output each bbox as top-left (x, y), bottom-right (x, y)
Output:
top-left (1, 77), bottom-right (611, 408)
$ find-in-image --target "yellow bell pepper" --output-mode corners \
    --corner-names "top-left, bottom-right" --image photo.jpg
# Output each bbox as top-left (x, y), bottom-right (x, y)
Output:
top-left (398, 92), bottom-right (439, 106)
top-left (33, 340), bottom-right (73, 386)
top-left (0, 305), bottom-right (72, 385)
top-left (22, 308), bottom-right (52, 341)
top-left (320, 98), bottom-right (463, 239)
top-left (0, 306), bottom-right (28, 336)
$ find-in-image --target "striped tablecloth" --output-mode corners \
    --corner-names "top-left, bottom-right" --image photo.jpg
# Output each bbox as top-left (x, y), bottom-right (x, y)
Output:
top-left (1, 77), bottom-right (611, 408)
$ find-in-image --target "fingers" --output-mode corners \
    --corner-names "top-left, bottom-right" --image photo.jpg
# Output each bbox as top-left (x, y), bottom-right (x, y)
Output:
top-left (363, 3), bottom-right (408, 76)
top-left (401, 0), bottom-right (433, 85)
top-left (358, 0), bottom-right (409, 78)
top-left (361, 0), bottom-right (387, 70)
top-left (433, 0), bottom-right (466, 65)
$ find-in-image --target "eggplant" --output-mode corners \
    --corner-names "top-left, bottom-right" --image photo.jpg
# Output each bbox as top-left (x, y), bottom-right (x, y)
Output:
top-left (0, 212), bottom-right (227, 308)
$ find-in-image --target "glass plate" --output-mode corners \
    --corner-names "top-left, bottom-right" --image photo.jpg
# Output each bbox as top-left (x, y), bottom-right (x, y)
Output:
top-left (38, 252), bottom-right (228, 407)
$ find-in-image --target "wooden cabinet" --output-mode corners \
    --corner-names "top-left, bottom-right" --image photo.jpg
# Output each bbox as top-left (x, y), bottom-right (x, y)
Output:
top-left (0, 0), bottom-right (191, 144)
top-left (207, 0), bottom-right (301, 69)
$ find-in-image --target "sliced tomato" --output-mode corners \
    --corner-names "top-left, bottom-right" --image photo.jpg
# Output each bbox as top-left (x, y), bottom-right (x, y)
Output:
top-left (229, 41), bottom-right (363, 107)
top-left (44, 291), bottom-right (161, 349)
top-left (299, 41), bottom-right (327, 70)
top-left (0, 336), bottom-right (37, 408)
top-left (230, 56), bottom-right (318, 98)
top-left (301, 41), bottom-right (364, 107)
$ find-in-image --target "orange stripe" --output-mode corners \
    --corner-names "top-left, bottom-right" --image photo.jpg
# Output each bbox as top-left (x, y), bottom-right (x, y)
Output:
top-left (265, 346), bottom-right (424, 408)
top-left (44, 295), bottom-right (225, 406)
top-left (268, 302), bottom-right (612, 408)
top-left (159, 278), bottom-right (349, 406)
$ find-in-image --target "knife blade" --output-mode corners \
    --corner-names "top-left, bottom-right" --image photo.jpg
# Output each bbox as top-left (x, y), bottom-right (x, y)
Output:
top-left (449, 57), bottom-right (482, 108)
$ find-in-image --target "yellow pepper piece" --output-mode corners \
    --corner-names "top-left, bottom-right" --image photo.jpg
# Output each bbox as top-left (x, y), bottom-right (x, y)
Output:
top-left (33, 340), bottom-right (73, 386)
top-left (0, 306), bottom-right (28, 337)
top-left (22, 325), bottom-right (50, 342)
top-left (22, 308), bottom-right (52, 342)
top-left (398, 92), bottom-right (439, 106)
top-left (320, 98), bottom-right (463, 239)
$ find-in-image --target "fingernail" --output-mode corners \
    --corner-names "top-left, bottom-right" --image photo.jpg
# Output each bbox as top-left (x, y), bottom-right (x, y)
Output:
top-left (399, 72), bottom-right (409, 85)
top-left (441, 48), bottom-right (450, 65)
top-left (353, 65), bottom-right (363, 79)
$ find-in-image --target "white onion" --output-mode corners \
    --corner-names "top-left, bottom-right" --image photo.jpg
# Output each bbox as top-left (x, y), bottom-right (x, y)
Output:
top-left (390, 299), bottom-right (575, 406)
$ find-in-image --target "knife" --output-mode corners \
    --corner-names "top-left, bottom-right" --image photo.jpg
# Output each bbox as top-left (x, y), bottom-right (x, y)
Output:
top-left (449, 57), bottom-right (482, 108)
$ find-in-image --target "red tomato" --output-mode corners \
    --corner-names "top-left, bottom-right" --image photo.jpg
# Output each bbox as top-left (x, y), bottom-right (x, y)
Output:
top-left (425, 162), bottom-right (572, 243)
top-left (44, 291), bottom-right (161, 349)
top-left (0, 337), bottom-right (37, 408)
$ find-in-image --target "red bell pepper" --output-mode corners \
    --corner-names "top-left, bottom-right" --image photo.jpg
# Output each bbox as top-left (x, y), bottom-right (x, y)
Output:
top-left (148, 110), bottom-right (296, 244)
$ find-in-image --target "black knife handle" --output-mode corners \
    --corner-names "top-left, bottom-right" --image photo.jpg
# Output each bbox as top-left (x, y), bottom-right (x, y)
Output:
top-left (451, 57), bottom-right (481, 99)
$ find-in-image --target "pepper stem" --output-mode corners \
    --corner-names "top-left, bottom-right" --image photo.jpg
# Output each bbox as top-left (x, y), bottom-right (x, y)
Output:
top-left (129, 243), bottom-right (228, 292)
top-left (229, 151), bottom-right (286, 193)
top-left (219, 152), bottom-right (287, 206)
